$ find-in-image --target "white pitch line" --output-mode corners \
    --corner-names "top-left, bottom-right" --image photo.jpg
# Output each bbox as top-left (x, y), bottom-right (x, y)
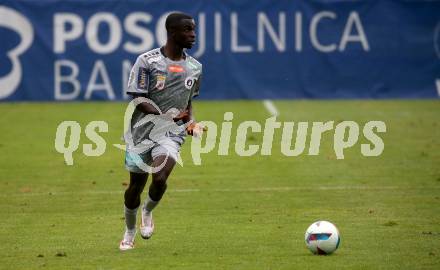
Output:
top-left (4, 186), bottom-right (438, 197)
top-left (113, 144), bottom-right (126, 150)
top-left (263, 99), bottom-right (279, 116)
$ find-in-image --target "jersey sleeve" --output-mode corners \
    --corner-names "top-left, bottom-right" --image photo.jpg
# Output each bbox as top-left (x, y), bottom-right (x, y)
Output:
top-left (126, 56), bottom-right (150, 95)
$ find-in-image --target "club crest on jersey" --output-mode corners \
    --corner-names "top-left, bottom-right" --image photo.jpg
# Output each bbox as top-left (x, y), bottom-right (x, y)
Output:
top-left (184, 77), bottom-right (196, 90)
top-left (155, 75), bottom-right (166, 90)
top-left (168, 65), bottom-right (184, 73)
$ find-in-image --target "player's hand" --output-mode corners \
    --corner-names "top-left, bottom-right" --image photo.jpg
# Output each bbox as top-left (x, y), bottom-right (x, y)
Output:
top-left (172, 110), bottom-right (190, 122)
top-left (186, 122), bottom-right (207, 138)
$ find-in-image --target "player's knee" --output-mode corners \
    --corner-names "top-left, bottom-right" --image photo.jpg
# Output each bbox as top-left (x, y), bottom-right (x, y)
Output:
top-left (152, 178), bottom-right (167, 191)
top-left (152, 180), bottom-right (167, 194)
top-left (124, 191), bottom-right (140, 209)
top-left (124, 182), bottom-right (145, 207)
top-left (152, 172), bottom-right (169, 187)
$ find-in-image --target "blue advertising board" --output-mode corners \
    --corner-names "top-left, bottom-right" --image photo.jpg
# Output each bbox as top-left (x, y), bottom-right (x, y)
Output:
top-left (0, 0), bottom-right (439, 101)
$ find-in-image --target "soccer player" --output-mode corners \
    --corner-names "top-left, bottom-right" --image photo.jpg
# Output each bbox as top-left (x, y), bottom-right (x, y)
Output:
top-left (119, 12), bottom-right (204, 251)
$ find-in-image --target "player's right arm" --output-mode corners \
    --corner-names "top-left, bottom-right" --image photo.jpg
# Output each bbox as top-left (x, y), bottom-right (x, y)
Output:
top-left (126, 56), bottom-right (162, 115)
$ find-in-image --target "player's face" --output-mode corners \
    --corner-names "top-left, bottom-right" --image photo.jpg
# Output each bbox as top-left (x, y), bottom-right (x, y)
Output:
top-left (174, 19), bottom-right (196, 49)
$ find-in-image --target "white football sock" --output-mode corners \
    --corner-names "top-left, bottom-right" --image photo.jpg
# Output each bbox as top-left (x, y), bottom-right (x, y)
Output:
top-left (124, 205), bottom-right (138, 232)
top-left (143, 195), bottom-right (159, 213)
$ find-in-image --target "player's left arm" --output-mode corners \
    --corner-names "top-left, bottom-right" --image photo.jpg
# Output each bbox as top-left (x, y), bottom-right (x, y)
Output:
top-left (185, 100), bottom-right (202, 136)
top-left (186, 73), bottom-right (206, 136)
top-left (186, 100), bottom-right (194, 123)
top-left (175, 70), bottom-right (202, 124)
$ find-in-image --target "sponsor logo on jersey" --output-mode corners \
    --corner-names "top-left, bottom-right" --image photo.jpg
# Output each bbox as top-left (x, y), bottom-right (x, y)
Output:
top-left (187, 61), bottom-right (199, 71)
top-left (146, 55), bottom-right (162, 65)
top-left (168, 65), bottom-right (184, 73)
top-left (137, 67), bottom-right (148, 90)
top-left (145, 51), bottom-right (160, 58)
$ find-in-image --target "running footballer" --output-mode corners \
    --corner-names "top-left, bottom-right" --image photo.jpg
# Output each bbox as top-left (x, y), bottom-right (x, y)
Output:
top-left (119, 12), bottom-right (204, 251)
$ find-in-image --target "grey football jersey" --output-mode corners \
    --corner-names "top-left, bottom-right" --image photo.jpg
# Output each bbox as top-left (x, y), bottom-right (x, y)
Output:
top-left (126, 48), bottom-right (202, 147)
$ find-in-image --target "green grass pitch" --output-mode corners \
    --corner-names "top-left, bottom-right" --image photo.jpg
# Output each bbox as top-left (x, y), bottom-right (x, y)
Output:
top-left (0, 100), bottom-right (439, 269)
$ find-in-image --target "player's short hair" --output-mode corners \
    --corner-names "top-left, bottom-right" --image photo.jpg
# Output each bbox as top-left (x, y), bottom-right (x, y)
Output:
top-left (165, 12), bottom-right (193, 32)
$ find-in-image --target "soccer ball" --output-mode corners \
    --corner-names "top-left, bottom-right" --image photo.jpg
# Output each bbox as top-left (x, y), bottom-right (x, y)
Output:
top-left (305, 221), bottom-right (340, 255)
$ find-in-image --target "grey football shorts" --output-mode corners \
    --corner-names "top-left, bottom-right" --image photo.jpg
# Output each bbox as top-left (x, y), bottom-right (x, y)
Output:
top-left (125, 137), bottom-right (182, 173)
